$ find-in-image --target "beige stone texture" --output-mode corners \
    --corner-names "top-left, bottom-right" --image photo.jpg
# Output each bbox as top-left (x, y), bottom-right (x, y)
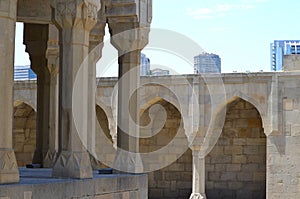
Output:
top-left (139, 100), bottom-right (192, 199)
top-left (50, 0), bottom-right (100, 178)
top-left (13, 72), bottom-right (300, 198)
top-left (0, 0), bottom-right (19, 184)
top-left (283, 55), bottom-right (300, 71)
top-left (13, 102), bottom-right (36, 167)
top-left (3, 0), bottom-right (300, 193)
top-left (205, 98), bottom-right (266, 199)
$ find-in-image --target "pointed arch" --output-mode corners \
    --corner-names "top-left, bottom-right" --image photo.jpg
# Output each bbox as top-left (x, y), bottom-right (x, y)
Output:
top-left (13, 101), bottom-right (36, 167)
top-left (205, 97), bottom-right (266, 198)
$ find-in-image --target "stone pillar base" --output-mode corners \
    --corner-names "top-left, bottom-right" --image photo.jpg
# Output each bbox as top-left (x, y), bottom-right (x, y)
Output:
top-left (52, 151), bottom-right (93, 179)
top-left (0, 149), bottom-right (19, 184)
top-left (43, 150), bottom-right (57, 168)
top-left (113, 149), bottom-right (143, 174)
top-left (189, 193), bottom-right (206, 199)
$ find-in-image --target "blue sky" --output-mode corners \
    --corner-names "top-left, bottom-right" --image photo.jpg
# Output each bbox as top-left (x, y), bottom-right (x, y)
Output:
top-left (15, 0), bottom-right (300, 74)
top-left (151, 0), bottom-right (300, 73)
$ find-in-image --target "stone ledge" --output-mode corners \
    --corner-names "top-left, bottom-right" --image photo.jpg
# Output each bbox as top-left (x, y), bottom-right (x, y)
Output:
top-left (0, 168), bottom-right (147, 199)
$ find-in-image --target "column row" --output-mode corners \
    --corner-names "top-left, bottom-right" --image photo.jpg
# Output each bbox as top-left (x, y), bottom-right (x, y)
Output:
top-left (0, 0), bottom-right (152, 183)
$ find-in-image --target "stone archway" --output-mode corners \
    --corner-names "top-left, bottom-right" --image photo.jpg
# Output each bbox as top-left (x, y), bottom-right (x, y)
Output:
top-left (205, 98), bottom-right (266, 199)
top-left (96, 105), bottom-right (113, 144)
top-left (13, 102), bottom-right (36, 167)
top-left (92, 105), bottom-right (114, 169)
top-left (139, 99), bottom-right (192, 199)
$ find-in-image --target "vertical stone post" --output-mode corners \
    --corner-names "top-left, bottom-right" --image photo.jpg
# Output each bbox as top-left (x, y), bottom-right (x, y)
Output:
top-left (108, 23), bottom-right (149, 173)
top-left (87, 4), bottom-right (106, 168)
top-left (43, 24), bottom-right (60, 168)
top-left (107, 0), bottom-right (152, 173)
top-left (24, 23), bottom-right (50, 166)
top-left (0, 0), bottom-right (19, 184)
top-left (190, 149), bottom-right (206, 199)
top-left (50, 0), bottom-right (99, 178)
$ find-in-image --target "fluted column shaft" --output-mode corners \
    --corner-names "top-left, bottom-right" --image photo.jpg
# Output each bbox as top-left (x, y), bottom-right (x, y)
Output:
top-left (0, 0), bottom-right (19, 184)
top-left (108, 20), bottom-right (150, 173)
top-left (50, 0), bottom-right (99, 178)
top-left (87, 3), bottom-right (106, 168)
top-left (43, 24), bottom-right (60, 168)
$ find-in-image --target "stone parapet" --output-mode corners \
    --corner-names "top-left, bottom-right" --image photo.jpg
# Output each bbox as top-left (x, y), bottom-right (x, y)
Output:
top-left (0, 168), bottom-right (148, 199)
top-left (283, 54), bottom-right (300, 71)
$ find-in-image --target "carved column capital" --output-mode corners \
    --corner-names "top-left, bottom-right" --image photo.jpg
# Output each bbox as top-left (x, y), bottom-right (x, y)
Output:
top-left (51, 0), bottom-right (100, 31)
top-left (106, 0), bottom-right (152, 27)
top-left (46, 49), bottom-right (59, 75)
top-left (108, 22), bottom-right (150, 55)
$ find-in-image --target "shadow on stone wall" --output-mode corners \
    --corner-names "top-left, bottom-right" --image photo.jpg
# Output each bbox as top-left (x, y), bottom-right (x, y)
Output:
top-left (13, 102), bottom-right (36, 167)
top-left (206, 98), bottom-right (266, 199)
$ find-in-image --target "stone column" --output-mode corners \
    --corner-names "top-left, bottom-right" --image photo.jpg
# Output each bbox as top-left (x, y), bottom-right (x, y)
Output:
top-left (190, 149), bottom-right (206, 199)
top-left (43, 24), bottom-right (59, 168)
top-left (108, 21), bottom-right (150, 173)
top-left (50, 0), bottom-right (99, 178)
top-left (24, 23), bottom-right (50, 166)
top-left (87, 26), bottom-right (106, 169)
top-left (0, 0), bottom-right (19, 184)
top-left (88, 9), bottom-right (106, 169)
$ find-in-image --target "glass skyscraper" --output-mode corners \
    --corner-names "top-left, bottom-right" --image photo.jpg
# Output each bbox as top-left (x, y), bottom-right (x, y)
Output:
top-left (14, 65), bottom-right (37, 80)
top-left (140, 53), bottom-right (150, 76)
top-left (270, 40), bottom-right (300, 71)
top-left (194, 53), bottom-right (221, 74)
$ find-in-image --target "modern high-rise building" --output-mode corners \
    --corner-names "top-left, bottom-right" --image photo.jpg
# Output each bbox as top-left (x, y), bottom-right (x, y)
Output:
top-left (14, 65), bottom-right (37, 80)
top-left (194, 53), bottom-right (221, 74)
top-left (140, 53), bottom-right (151, 76)
top-left (270, 40), bottom-right (300, 71)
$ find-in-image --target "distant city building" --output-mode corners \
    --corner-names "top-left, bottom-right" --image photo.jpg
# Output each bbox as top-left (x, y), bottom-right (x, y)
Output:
top-left (270, 40), bottom-right (300, 71)
top-left (194, 53), bottom-right (221, 73)
top-left (14, 65), bottom-right (37, 80)
top-left (140, 53), bottom-right (151, 76)
top-left (151, 68), bottom-right (170, 76)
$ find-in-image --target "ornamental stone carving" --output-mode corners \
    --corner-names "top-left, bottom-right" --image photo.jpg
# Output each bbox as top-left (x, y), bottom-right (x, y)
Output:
top-left (51, 0), bottom-right (99, 30)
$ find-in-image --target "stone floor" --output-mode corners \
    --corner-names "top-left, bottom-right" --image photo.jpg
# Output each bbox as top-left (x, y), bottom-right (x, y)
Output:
top-left (0, 168), bottom-right (148, 199)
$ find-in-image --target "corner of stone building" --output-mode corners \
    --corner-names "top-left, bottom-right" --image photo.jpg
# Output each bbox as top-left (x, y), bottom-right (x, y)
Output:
top-left (283, 54), bottom-right (300, 71)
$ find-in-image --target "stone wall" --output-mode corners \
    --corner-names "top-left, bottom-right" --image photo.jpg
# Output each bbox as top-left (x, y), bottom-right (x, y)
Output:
top-left (13, 102), bottom-right (36, 167)
top-left (206, 98), bottom-right (266, 199)
top-left (283, 54), bottom-right (300, 71)
top-left (139, 100), bottom-right (192, 199)
top-left (267, 77), bottom-right (300, 198)
top-left (13, 73), bottom-right (300, 198)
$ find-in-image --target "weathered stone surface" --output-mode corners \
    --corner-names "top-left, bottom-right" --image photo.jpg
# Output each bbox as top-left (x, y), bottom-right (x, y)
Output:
top-left (0, 0), bottom-right (19, 184)
top-left (0, 150), bottom-right (19, 184)
top-left (283, 55), bottom-right (300, 71)
top-left (52, 151), bottom-right (93, 179)
top-left (0, 168), bottom-right (147, 199)
top-left (205, 99), bottom-right (266, 198)
top-left (50, 0), bottom-right (101, 178)
top-left (11, 65), bottom-right (300, 199)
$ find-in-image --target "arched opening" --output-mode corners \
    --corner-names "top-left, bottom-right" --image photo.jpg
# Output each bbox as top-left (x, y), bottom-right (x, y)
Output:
top-left (96, 105), bottom-right (113, 143)
top-left (13, 102), bottom-right (36, 167)
top-left (205, 98), bottom-right (266, 199)
top-left (139, 99), bottom-right (192, 199)
top-left (93, 105), bottom-right (113, 169)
